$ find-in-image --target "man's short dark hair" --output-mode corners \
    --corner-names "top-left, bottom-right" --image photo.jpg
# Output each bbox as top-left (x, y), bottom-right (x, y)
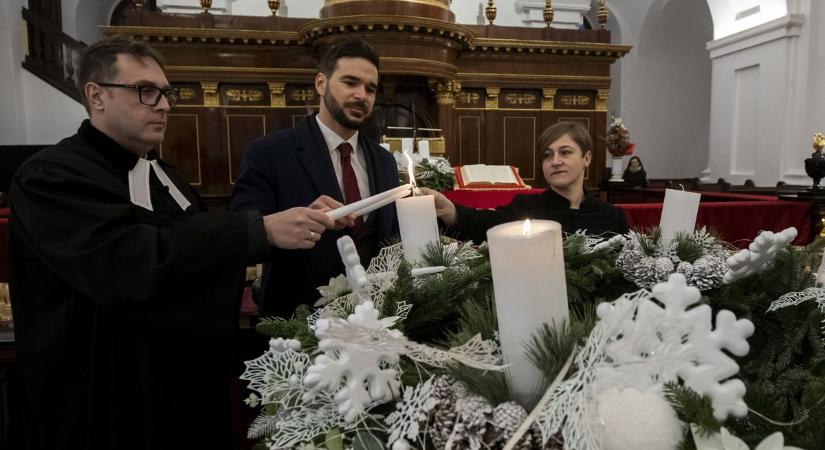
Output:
top-left (537, 121), bottom-right (593, 155)
top-left (317, 40), bottom-right (380, 77)
top-left (77, 35), bottom-right (165, 112)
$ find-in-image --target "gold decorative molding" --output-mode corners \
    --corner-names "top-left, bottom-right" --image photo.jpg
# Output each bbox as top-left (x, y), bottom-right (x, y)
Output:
top-left (289, 88), bottom-right (317, 103)
top-left (431, 79), bottom-right (461, 105)
top-left (324, 0), bottom-right (450, 10)
top-left (200, 0), bottom-right (212, 13)
top-left (226, 89), bottom-right (264, 103)
top-left (268, 82), bottom-right (286, 107)
top-left (100, 26), bottom-right (302, 45)
top-left (485, 87), bottom-right (500, 109)
top-left (559, 95), bottom-right (590, 107)
top-left (458, 91), bottom-right (481, 105)
top-left (597, 89), bottom-right (609, 112)
top-left (542, 88), bottom-right (557, 111)
top-left (469, 38), bottom-right (632, 58)
top-left (179, 87), bottom-right (197, 101)
top-left (200, 81), bottom-right (219, 107)
top-left (298, 16), bottom-right (474, 48)
top-left (503, 93), bottom-right (537, 106)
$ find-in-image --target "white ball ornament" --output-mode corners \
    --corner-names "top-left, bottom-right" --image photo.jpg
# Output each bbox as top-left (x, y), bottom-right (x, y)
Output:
top-left (592, 387), bottom-right (683, 450)
top-left (391, 439), bottom-right (411, 450)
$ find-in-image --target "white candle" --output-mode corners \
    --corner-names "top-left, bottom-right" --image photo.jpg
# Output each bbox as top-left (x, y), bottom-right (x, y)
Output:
top-left (487, 219), bottom-right (568, 408)
top-left (396, 194), bottom-right (440, 264)
top-left (659, 188), bottom-right (701, 241)
top-left (401, 138), bottom-right (414, 154)
top-left (352, 188), bottom-right (410, 217)
top-left (327, 184), bottom-right (412, 220)
top-left (417, 140), bottom-right (430, 159)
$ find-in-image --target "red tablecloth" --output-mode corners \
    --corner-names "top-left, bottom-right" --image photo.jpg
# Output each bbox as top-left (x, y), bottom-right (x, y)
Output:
top-left (443, 190), bottom-right (813, 248)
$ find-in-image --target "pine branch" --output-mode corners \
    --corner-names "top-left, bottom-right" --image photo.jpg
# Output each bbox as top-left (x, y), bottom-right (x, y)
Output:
top-left (524, 310), bottom-right (594, 390)
top-left (663, 382), bottom-right (721, 436)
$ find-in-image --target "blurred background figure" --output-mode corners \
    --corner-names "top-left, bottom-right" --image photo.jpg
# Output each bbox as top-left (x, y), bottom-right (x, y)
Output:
top-left (623, 156), bottom-right (648, 187)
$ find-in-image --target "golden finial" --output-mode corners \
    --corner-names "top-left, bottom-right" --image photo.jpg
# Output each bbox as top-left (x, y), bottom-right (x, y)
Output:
top-left (543, 0), bottom-right (554, 27)
top-left (486, 0), bottom-right (497, 25)
top-left (200, 0), bottom-right (212, 13)
top-left (132, 0), bottom-right (144, 10)
top-left (267, 0), bottom-right (280, 15)
top-left (598, 0), bottom-right (608, 29)
top-left (814, 132), bottom-right (825, 151)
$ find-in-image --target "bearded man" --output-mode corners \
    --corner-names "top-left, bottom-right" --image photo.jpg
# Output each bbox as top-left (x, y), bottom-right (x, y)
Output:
top-left (232, 40), bottom-right (399, 317)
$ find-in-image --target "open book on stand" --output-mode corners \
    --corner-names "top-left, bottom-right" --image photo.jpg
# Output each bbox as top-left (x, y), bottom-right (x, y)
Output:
top-left (454, 164), bottom-right (527, 189)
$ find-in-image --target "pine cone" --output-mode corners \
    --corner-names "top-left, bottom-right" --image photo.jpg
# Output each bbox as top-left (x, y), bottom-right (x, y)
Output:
top-left (487, 401), bottom-right (539, 450)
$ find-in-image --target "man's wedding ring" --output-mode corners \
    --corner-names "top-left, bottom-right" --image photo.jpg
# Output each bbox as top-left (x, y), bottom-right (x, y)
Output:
top-left (308, 230), bottom-right (316, 241)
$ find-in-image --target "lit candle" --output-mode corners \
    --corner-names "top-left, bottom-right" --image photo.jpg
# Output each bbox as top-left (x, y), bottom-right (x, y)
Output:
top-left (659, 188), bottom-right (701, 241)
top-left (487, 219), bottom-right (568, 408)
top-left (327, 184), bottom-right (412, 220)
top-left (396, 152), bottom-right (440, 264)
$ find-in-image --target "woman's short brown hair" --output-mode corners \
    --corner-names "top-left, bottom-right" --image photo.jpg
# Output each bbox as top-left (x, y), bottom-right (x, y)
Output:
top-left (537, 121), bottom-right (592, 154)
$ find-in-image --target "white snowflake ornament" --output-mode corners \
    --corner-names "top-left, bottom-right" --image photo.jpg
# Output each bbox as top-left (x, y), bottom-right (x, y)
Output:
top-left (724, 227), bottom-right (797, 283)
top-left (304, 301), bottom-right (403, 422)
top-left (692, 426), bottom-right (803, 450)
top-left (385, 378), bottom-right (438, 447)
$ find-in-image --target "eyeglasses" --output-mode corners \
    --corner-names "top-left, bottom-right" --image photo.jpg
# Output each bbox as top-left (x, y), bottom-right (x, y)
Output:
top-left (95, 83), bottom-right (180, 108)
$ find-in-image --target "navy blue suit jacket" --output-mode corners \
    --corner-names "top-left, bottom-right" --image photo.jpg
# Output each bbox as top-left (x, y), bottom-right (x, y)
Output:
top-left (231, 114), bottom-right (399, 317)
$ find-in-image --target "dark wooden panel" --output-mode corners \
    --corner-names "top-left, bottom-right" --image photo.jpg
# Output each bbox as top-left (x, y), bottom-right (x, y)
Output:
top-left (457, 114), bottom-right (482, 166)
top-left (456, 89), bottom-right (484, 109)
top-left (226, 114), bottom-right (266, 184)
top-left (502, 115), bottom-right (538, 182)
top-left (172, 82), bottom-right (202, 106)
top-left (286, 85), bottom-right (319, 107)
top-left (556, 90), bottom-right (596, 110)
top-left (160, 114), bottom-right (201, 185)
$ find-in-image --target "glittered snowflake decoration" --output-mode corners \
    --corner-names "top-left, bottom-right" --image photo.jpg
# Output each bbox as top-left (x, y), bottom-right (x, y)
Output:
top-left (385, 377), bottom-right (438, 447)
top-left (768, 287), bottom-right (825, 312)
top-left (536, 273), bottom-right (754, 450)
top-left (617, 228), bottom-right (728, 290)
top-left (315, 274), bottom-right (351, 307)
top-left (724, 227), bottom-right (797, 284)
top-left (304, 301), bottom-right (503, 423)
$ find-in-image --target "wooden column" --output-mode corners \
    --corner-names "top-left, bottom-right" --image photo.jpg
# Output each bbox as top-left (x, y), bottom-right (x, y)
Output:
top-left (431, 79), bottom-right (460, 162)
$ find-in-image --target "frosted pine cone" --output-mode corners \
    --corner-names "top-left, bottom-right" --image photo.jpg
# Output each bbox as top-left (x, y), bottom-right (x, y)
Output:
top-left (688, 255), bottom-right (726, 290)
top-left (488, 401), bottom-right (539, 450)
top-left (654, 257), bottom-right (675, 280)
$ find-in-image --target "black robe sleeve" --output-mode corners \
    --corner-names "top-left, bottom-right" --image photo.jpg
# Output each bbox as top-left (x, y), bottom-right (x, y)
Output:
top-left (449, 194), bottom-right (534, 244)
top-left (10, 159), bottom-right (257, 330)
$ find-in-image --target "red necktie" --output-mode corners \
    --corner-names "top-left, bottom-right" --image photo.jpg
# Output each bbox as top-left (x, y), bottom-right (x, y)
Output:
top-left (338, 142), bottom-right (362, 205)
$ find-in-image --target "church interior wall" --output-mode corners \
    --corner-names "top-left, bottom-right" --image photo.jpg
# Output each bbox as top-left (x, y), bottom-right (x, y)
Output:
top-left (2, 0), bottom-right (823, 189)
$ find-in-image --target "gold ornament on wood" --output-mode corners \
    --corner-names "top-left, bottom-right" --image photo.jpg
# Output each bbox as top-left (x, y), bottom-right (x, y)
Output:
top-left (543, 0), bottom-right (554, 27)
top-left (201, 0), bottom-right (212, 13)
top-left (814, 132), bottom-right (825, 151)
top-left (268, 0), bottom-right (280, 16)
top-left (132, 0), bottom-right (144, 10)
top-left (598, 0), bottom-right (609, 29)
top-left (486, 0), bottom-right (497, 25)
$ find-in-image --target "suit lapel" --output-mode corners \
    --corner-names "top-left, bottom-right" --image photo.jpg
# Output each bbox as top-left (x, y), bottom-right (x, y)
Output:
top-left (296, 115), bottom-right (345, 202)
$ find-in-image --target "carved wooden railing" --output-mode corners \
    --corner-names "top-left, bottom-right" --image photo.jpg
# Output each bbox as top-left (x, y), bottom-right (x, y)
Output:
top-left (21, 7), bottom-right (86, 102)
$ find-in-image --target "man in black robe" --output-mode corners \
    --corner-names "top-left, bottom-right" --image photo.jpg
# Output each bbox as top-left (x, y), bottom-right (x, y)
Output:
top-left (9, 36), bottom-right (351, 449)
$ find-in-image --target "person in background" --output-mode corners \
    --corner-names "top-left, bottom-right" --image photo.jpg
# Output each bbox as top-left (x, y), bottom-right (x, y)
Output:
top-left (422, 121), bottom-right (628, 243)
top-left (231, 39), bottom-right (399, 318)
top-left (622, 155), bottom-right (648, 187)
top-left (9, 35), bottom-right (351, 450)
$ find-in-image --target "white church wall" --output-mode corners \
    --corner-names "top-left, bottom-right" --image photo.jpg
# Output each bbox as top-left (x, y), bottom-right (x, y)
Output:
top-left (706, 13), bottom-right (806, 185)
top-left (21, 71), bottom-right (87, 145)
top-left (0, 0), bottom-right (28, 145)
top-left (604, 0), bottom-right (713, 179)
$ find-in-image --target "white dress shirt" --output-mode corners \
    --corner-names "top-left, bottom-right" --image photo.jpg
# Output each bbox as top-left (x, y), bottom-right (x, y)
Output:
top-left (316, 116), bottom-right (371, 203)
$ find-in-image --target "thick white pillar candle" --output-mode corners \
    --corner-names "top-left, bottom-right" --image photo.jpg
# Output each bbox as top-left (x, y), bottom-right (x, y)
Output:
top-left (487, 219), bottom-right (568, 407)
top-left (396, 194), bottom-right (440, 264)
top-left (659, 189), bottom-right (701, 241)
top-left (401, 138), bottom-right (414, 154)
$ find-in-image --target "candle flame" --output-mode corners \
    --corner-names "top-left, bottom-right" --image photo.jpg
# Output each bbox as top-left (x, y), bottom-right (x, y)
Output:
top-left (403, 150), bottom-right (417, 190)
top-left (523, 219), bottom-right (531, 236)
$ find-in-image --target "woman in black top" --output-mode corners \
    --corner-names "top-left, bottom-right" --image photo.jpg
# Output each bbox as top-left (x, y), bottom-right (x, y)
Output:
top-left (622, 156), bottom-right (648, 187)
top-left (422, 121), bottom-right (628, 243)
